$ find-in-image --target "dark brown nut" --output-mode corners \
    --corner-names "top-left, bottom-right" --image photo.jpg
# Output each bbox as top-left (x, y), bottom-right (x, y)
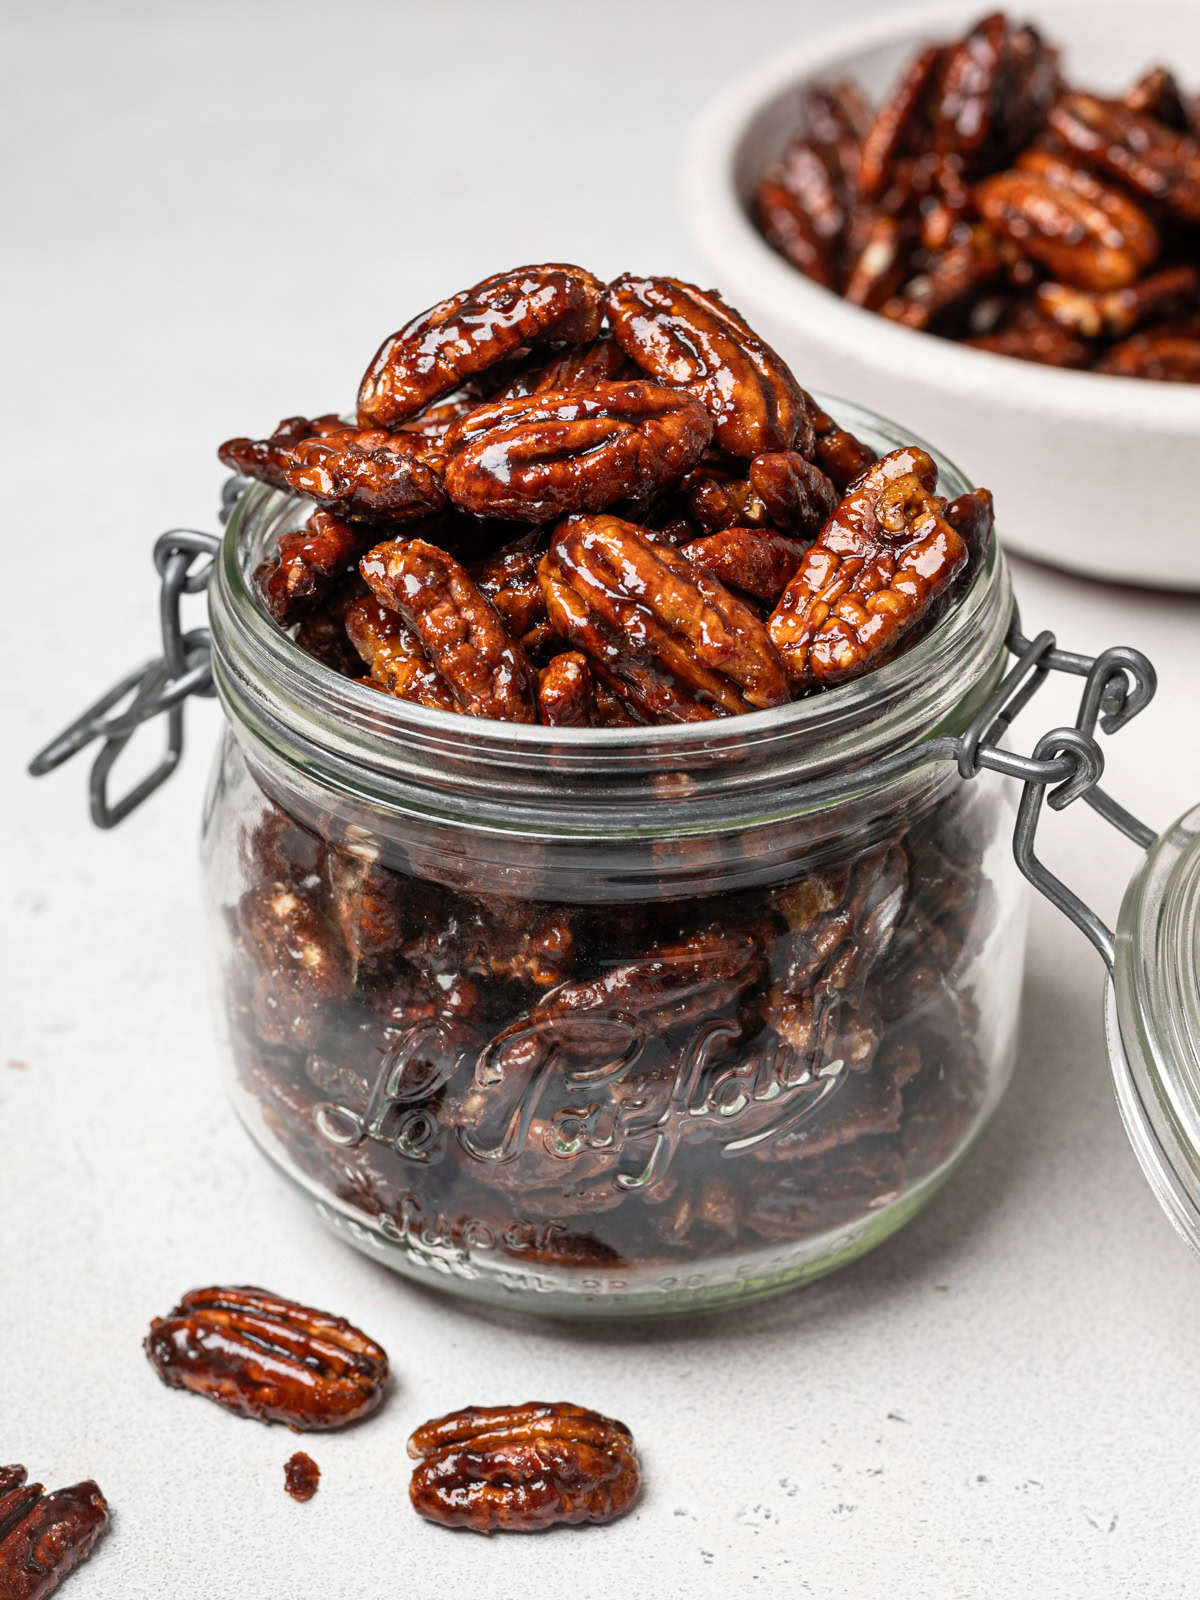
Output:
top-left (810, 404), bottom-right (878, 490)
top-left (858, 44), bottom-right (944, 201)
top-left (360, 539), bottom-right (535, 723)
top-left (1037, 264), bottom-right (1200, 339)
top-left (284, 1452), bottom-right (320, 1503)
top-left (442, 381), bottom-right (712, 522)
top-left (293, 572), bottom-right (368, 677)
top-left (495, 333), bottom-right (637, 399)
top-left (473, 531), bottom-right (547, 636)
top-left (606, 275), bottom-right (814, 458)
top-left (805, 78), bottom-right (873, 148)
top-left (407, 1403), bottom-right (639, 1534)
top-left (943, 487), bottom-right (995, 586)
top-left (218, 412), bottom-right (348, 489)
top-left (684, 462), bottom-right (770, 533)
top-left (976, 150), bottom-right (1160, 291)
top-left (841, 212), bottom-right (909, 309)
top-left (880, 226), bottom-right (1004, 330)
top-left (540, 513), bottom-right (790, 720)
top-left (755, 173), bottom-right (837, 286)
top-left (255, 511), bottom-right (366, 623)
top-left (344, 593), bottom-right (459, 710)
top-left (1048, 91), bottom-right (1200, 224)
top-left (931, 13), bottom-right (1059, 175)
top-left (1094, 324), bottom-right (1200, 381)
top-left (0, 1470), bottom-right (109, 1600)
top-left (393, 383), bottom-right (489, 443)
top-left (326, 847), bottom-right (405, 965)
top-left (238, 881), bottom-right (347, 1048)
top-left (964, 298), bottom-right (1091, 367)
top-left (404, 896), bottom-right (574, 991)
top-left (1122, 66), bottom-right (1192, 131)
top-left (680, 527), bottom-right (809, 604)
top-left (768, 446), bottom-right (968, 687)
top-left (537, 651), bottom-right (596, 726)
top-left (144, 1285), bottom-right (389, 1429)
top-left (357, 264), bottom-right (605, 427)
top-left (281, 428), bottom-right (448, 522)
top-left (749, 449), bottom-right (839, 536)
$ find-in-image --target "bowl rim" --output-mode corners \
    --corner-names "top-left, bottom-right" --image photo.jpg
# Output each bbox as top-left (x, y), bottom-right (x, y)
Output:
top-left (681, 0), bottom-right (1200, 431)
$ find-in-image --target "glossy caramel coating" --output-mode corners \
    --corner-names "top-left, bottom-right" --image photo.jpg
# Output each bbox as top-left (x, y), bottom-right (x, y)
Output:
top-left (0, 1471), bottom-right (108, 1600)
top-left (345, 594), bottom-right (457, 711)
top-left (256, 511), bottom-right (365, 623)
top-left (283, 1453), bottom-right (320, 1503)
top-left (537, 652), bottom-right (596, 727)
top-left (680, 526), bottom-right (810, 603)
top-left (1048, 91), bottom-right (1200, 224)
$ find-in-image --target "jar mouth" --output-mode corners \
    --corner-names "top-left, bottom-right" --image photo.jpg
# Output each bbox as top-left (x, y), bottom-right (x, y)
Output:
top-left (208, 393), bottom-right (1011, 832)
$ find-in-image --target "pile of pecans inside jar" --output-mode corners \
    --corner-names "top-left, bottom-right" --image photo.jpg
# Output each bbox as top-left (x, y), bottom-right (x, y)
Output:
top-left (755, 11), bottom-right (1200, 380)
top-left (215, 263), bottom-right (1006, 1293)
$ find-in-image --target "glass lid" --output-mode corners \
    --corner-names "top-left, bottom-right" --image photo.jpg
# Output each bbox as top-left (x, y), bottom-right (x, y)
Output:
top-left (1109, 802), bottom-right (1200, 1256)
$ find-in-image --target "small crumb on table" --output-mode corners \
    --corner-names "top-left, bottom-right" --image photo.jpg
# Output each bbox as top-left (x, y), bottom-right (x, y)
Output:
top-left (284, 1451), bottom-right (320, 1502)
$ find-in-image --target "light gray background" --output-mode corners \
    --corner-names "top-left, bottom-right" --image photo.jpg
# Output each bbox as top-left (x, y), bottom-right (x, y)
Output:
top-left (4, 2), bottom-right (1200, 1596)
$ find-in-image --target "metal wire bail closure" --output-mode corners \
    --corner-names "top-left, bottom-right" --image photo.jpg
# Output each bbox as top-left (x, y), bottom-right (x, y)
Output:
top-left (27, 481), bottom-right (1159, 963)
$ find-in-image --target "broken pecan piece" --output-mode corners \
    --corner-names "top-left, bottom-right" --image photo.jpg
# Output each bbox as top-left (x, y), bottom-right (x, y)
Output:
top-left (144, 1285), bottom-right (389, 1428)
top-left (537, 651), bottom-right (596, 726)
top-left (768, 447), bottom-right (968, 687)
top-left (357, 263), bottom-right (605, 427)
top-left (606, 275), bottom-right (814, 458)
top-left (407, 1403), bottom-right (640, 1533)
top-left (540, 513), bottom-right (790, 720)
top-left (255, 511), bottom-right (366, 623)
top-left (360, 540), bottom-right (535, 722)
top-left (1048, 91), bottom-right (1200, 224)
top-left (442, 381), bottom-right (712, 522)
top-left (284, 1453), bottom-right (320, 1503)
top-left (0, 1469), bottom-right (109, 1600)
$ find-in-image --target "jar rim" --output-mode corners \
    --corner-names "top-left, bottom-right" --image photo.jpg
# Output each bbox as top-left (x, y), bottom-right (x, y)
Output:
top-left (207, 394), bottom-right (1012, 833)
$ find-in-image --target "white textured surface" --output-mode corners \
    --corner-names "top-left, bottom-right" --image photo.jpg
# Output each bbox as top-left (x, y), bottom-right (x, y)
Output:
top-left (5, 3), bottom-right (1200, 1596)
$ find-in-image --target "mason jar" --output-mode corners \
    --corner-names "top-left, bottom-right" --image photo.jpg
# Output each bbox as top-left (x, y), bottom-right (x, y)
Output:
top-left (189, 400), bottom-right (1023, 1316)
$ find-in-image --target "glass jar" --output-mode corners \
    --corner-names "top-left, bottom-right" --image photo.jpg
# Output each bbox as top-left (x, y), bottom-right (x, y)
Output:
top-left (197, 400), bottom-right (1026, 1316)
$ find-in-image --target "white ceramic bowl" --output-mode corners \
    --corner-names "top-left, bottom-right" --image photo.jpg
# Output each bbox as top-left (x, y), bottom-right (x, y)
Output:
top-left (683, 0), bottom-right (1200, 588)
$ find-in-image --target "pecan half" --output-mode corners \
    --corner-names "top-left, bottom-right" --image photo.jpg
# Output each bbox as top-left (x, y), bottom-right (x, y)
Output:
top-left (931, 13), bottom-right (1059, 175)
top-left (537, 651), bottom-right (596, 726)
top-left (255, 511), bottom-right (366, 623)
top-left (218, 412), bottom-right (348, 489)
top-left (1036, 264), bottom-right (1200, 339)
top-left (357, 264), bottom-right (604, 427)
top-left (495, 333), bottom-right (636, 399)
top-left (238, 882), bottom-right (347, 1048)
top-left (144, 1285), bottom-right (389, 1428)
top-left (0, 1469), bottom-right (109, 1600)
top-left (841, 212), bottom-right (909, 309)
top-left (964, 298), bottom-right (1091, 366)
top-left (880, 225), bottom-right (1003, 330)
top-left (326, 846), bottom-right (406, 965)
top-left (1094, 324), bottom-right (1200, 381)
top-left (749, 449), bottom-right (839, 535)
top-left (680, 526), bottom-right (809, 603)
top-left (540, 513), bottom-right (790, 719)
top-left (1122, 66), bottom-right (1192, 131)
top-left (858, 44), bottom-right (943, 202)
top-left (407, 1403), bottom-right (640, 1533)
top-left (768, 446), bottom-right (967, 687)
top-left (976, 150), bottom-right (1160, 291)
top-left (473, 531), bottom-right (548, 636)
top-left (756, 173), bottom-right (837, 286)
top-left (360, 539), bottom-right (535, 722)
top-left (281, 427), bottom-right (448, 522)
top-left (345, 593), bottom-right (458, 710)
top-left (810, 405), bottom-right (878, 490)
top-left (442, 381), bottom-right (712, 522)
top-left (1048, 91), bottom-right (1200, 224)
top-left (606, 275), bottom-right (814, 458)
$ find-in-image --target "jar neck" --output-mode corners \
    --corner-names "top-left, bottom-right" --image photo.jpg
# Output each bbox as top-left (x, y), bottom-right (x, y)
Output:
top-left (207, 399), bottom-right (1012, 846)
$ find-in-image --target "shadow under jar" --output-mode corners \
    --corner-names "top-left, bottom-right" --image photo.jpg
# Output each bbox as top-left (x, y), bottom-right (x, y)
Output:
top-left (203, 401), bottom-right (1024, 1318)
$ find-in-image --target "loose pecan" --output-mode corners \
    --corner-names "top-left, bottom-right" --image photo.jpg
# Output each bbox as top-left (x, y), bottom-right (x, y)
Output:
top-left (345, 593), bottom-right (458, 711)
top-left (1036, 264), bottom-right (1200, 339)
top-left (442, 381), bottom-right (712, 522)
top-left (931, 13), bottom-right (1059, 174)
top-left (858, 45), bottom-right (943, 202)
top-left (749, 449), bottom-right (839, 535)
top-left (238, 882), bottom-right (346, 1048)
top-left (756, 174), bottom-right (837, 286)
top-left (540, 513), bottom-right (790, 719)
top-left (606, 275), bottom-right (814, 458)
top-left (255, 511), bottom-right (366, 623)
top-left (1048, 91), bottom-right (1200, 224)
top-left (281, 427), bottom-right (448, 522)
top-left (976, 150), bottom-right (1160, 291)
top-left (0, 1470), bottom-right (109, 1600)
top-left (284, 1453), bottom-right (320, 1502)
top-left (407, 1403), bottom-right (639, 1533)
top-left (964, 298), bottom-right (1091, 366)
top-left (880, 225), bottom-right (1004, 330)
top-left (537, 651), bottom-right (596, 726)
top-left (218, 413), bottom-right (348, 490)
top-left (357, 264), bottom-right (605, 427)
top-left (680, 526), bottom-right (809, 603)
top-left (841, 213), bottom-right (910, 309)
top-left (360, 539), bottom-right (535, 722)
top-left (768, 446), bottom-right (967, 687)
top-left (144, 1285), bottom-right (389, 1428)
top-left (1094, 324), bottom-right (1200, 381)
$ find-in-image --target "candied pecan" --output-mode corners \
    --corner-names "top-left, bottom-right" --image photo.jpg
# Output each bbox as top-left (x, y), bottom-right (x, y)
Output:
top-left (840, 213), bottom-right (909, 310)
top-left (357, 264), bottom-right (605, 427)
top-left (407, 1403), bottom-right (639, 1533)
top-left (361, 539), bottom-right (535, 722)
top-left (496, 334), bottom-right (636, 399)
top-left (473, 531), bottom-right (547, 635)
top-left (943, 487), bottom-right (995, 586)
top-left (255, 511), bottom-right (366, 623)
top-left (810, 405), bottom-right (878, 490)
top-left (537, 651), bottom-right (596, 727)
top-left (540, 514), bottom-right (790, 719)
top-left (805, 79), bottom-right (873, 148)
top-left (218, 413), bottom-right (347, 490)
top-left (238, 881), bottom-right (346, 1048)
top-left (880, 226), bottom-right (1003, 330)
top-left (606, 275), bottom-right (814, 458)
top-left (768, 447), bottom-right (968, 687)
top-left (858, 45), bottom-right (944, 202)
top-left (756, 174), bottom-right (837, 286)
top-left (749, 449), bottom-right (839, 535)
top-left (144, 1285), bottom-right (389, 1428)
top-left (684, 462), bottom-right (769, 532)
top-left (442, 381), bottom-right (712, 522)
top-left (680, 527), bottom-right (809, 604)
top-left (345, 594), bottom-right (458, 711)
top-left (1122, 66), bottom-right (1192, 131)
top-left (293, 572), bottom-right (368, 677)
top-left (1095, 324), bottom-right (1200, 381)
top-left (404, 897), bottom-right (574, 991)
top-left (0, 1470), bottom-right (109, 1600)
top-left (326, 846), bottom-right (405, 965)
top-left (964, 298), bottom-right (1090, 366)
top-left (931, 14), bottom-right (1059, 175)
top-left (284, 1452), bottom-right (320, 1502)
top-left (976, 150), bottom-right (1160, 291)
top-left (1048, 91), bottom-right (1200, 224)
top-left (393, 383), bottom-right (488, 443)
top-left (281, 428), bottom-right (448, 522)
top-left (1037, 264), bottom-right (1200, 338)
